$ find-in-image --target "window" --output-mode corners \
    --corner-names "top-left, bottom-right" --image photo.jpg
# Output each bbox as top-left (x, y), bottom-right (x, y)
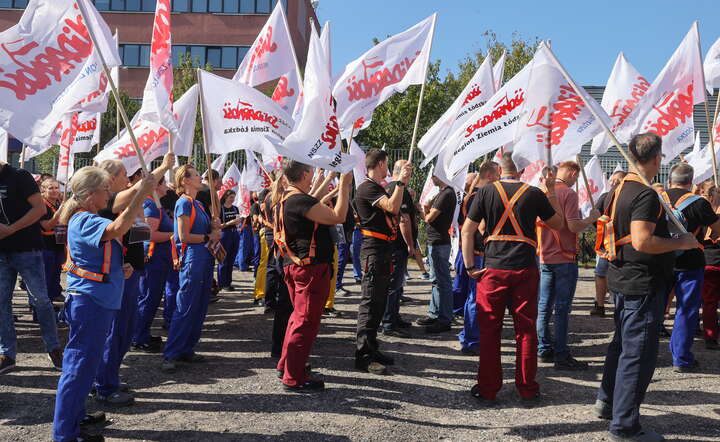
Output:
top-left (223, 0), bottom-right (239, 13)
top-left (172, 45), bottom-right (188, 66)
top-left (172, 0), bottom-right (189, 12)
top-left (256, 0), bottom-right (271, 14)
top-left (237, 47), bottom-right (249, 63)
top-left (140, 45), bottom-right (151, 67)
top-left (13, 0), bottom-right (28, 7)
top-left (123, 44), bottom-right (140, 66)
top-left (125, 0), bottom-right (140, 11)
top-left (142, 0), bottom-right (156, 11)
top-left (190, 46), bottom-right (206, 66)
top-left (239, 0), bottom-right (253, 13)
top-left (207, 47), bottom-right (222, 69)
top-left (192, 0), bottom-right (206, 12)
top-left (221, 47), bottom-right (237, 69)
top-left (94, 0), bottom-right (110, 10)
top-left (208, 0), bottom-right (222, 12)
top-left (0, 0), bottom-right (12, 7)
top-left (111, 0), bottom-right (125, 10)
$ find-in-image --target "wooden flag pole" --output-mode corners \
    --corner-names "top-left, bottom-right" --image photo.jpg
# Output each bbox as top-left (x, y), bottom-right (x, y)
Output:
top-left (75, 1), bottom-right (162, 207)
top-left (543, 43), bottom-right (688, 233)
top-left (115, 28), bottom-right (121, 137)
top-left (407, 16), bottom-right (437, 164)
top-left (196, 69), bottom-right (220, 219)
top-left (19, 145), bottom-right (25, 169)
top-left (696, 23), bottom-right (720, 186)
top-left (576, 154), bottom-right (595, 208)
top-left (248, 149), bottom-right (272, 182)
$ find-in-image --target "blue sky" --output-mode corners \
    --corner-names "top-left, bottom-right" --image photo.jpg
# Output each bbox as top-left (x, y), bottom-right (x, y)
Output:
top-left (315, 0), bottom-right (720, 86)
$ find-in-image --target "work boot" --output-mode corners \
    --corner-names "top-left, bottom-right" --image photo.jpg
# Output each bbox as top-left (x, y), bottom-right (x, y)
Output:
top-left (554, 355), bottom-right (589, 371)
top-left (80, 411), bottom-right (106, 427)
top-left (609, 428), bottom-right (665, 441)
top-left (48, 348), bottom-right (63, 371)
top-left (594, 399), bottom-right (612, 420)
top-left (94, 390), bottom-right (134, 407)
top-left (0, 355), bottom-right (16, 375)
top-left (589, 302), bottom-right (605, 317)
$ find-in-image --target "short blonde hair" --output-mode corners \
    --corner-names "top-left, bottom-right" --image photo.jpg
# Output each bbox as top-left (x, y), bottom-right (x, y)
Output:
top-left (98, 159), bottom-right (125, 178)
top-left (174, 164), bottom-right (195, 195)
top-left (58, 166), bottom-right (110, 224)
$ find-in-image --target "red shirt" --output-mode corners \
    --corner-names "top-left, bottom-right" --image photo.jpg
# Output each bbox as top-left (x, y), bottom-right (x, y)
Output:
top-left (538, 181), bottom-right (580, 264)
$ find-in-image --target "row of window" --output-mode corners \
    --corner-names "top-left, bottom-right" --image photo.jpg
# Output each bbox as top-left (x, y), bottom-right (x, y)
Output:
top-left (120, 44), bottom-right (249, 69)
top-left (0, 0), bottom-right (286, 14)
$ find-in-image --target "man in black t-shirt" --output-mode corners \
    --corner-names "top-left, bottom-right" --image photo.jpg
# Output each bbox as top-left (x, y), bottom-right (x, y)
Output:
top-left (0, 163), bottom-right (61, 374)
top-left (662, 163), bottom-right (720, 372)
top-left (354, 148), bottom-right (411, 375)
top-left (461, 152), bottom-right (563, 404)
top-left (275, 160), bottom-right (352, 393)
top-left (594, 134), bottom-right (699, 441)
top-left (380, 160), bottom-right (416, 337)
top-left (417, 175), bottom-right (457, 333)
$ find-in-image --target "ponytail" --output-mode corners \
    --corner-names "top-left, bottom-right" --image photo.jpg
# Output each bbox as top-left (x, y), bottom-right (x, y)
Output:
top-left (58, 166), bottom-right (110, 225)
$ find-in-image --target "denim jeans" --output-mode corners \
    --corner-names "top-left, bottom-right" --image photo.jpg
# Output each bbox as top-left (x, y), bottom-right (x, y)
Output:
top-left (382, 247), bottom-right (409, 328)
top-left (537, 262), bottom-right (579, 359)
top-left (0, 251), bottom-right (60, 359)
top-left (427, 243), bottom-right (453, 325)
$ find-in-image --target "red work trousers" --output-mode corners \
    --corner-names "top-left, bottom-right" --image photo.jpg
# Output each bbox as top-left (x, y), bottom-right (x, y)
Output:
top-left (702, 265), bottom-right (720, 342)
top-left (475, 266), bottom-right (540, 399)
top-left (277, 263), bottom-right (331, 386)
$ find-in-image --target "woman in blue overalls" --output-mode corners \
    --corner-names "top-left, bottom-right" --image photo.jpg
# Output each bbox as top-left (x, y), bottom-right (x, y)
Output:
top-left (133, 177), bottom-right (177, 351)
top-left (217, 190), bottom-right (242, 290)
top-left (162, 164), bottom-right (220, 373)
top-left (52, 167), bottom-right (156, 442)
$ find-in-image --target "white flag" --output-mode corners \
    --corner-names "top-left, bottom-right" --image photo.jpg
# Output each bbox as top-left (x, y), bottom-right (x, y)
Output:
top-left (332, 14), bottom-right (436, 131)
top-left (320, 21), bottom-right (332, 75)
top-left (219, 162), bottom-right (241, 199)
top-left (519, 159), bottom-right (547, 188)
top-left (616, 23), bottom-right (705, 164)
top-left (278, 29), bottom-right (357, 173)
top-left (493, 51), bottom-right (506, 91)
top-left (57, 113), bottom-right (79, 184)
top-left (349, 139), bottom-right (367, 189)
top-left (0, 128), bottom-right (8, 164)
top-left (243, 151), bottom-right (266, 192)
top-left (71, 112), bottom-right (101, 153)
top-left (137, 0), bottom-right (177, 134)
top-left (511, 43), bottom-right (611, 170)
top-left (704, 36), bottom-right (720, 93)
top-left (591, 53), bottom-right (650, 155)
top-left (210, 153), bottom-right (227, 177)
top-left (613, 162), bottom-right (624, 174)
top-left (578, 155), bottom-right (608, 217)
top-left (233, 1), bottom-right (297, 87)
top-left (199, 70), bottom-right (292, 158)
top-left (271, 68), bottom-right (302, 113)
top-left (418, 55), bottom-right (495, 167)
top-left (419, 164), bottom-right (439, 207)
top-left (170, 84), bottom-right (199, 158)
top-left (0, 0), bottom-right (120, 147)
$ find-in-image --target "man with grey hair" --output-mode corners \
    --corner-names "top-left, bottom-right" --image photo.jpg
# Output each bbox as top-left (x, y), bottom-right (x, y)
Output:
top-left (662, 162), bottom-right (720, 372)
top-left (594, 133), bottom-right (700, 441)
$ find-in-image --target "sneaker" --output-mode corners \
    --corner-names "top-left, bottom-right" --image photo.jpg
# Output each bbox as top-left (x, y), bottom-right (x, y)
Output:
top-left (354, 278), bottom-right (362, 285)
top-left (48, 348), bottom-right (63, 371)
top-left (461, 346), bottom-right (480, 356)
top-left (253, 298), bottom-right (266, 306)
top-left (399, 295), bottom-right (413, 303)
top-left (469, 384), bottom-right (497, 407)
top-left (673, 359), bottom-right (699, 373)
top-left (178, 353), bottom-right (206, 363)
top-left (80, 411), bottom-right (107, 427)
top-left (94, 390), bottom-right (134, 407)
top-left (590, 302), bottom-right (606, 317)
top-left (554, 355), bottom-right (589, 371)
top-left (419, 272), bottom-right (430, 280)
top-left (336, 288), bottom-right (350, 297)
top-left (283, 379), bottom-right (325, 393)
top-left (323, 308), bottom-right (343, 318)
top-left (132, 343), bottom-right (160, 353)
top-left (372, 351), bottom-right (395, 366)
top-left (395, 317), bottom-right (412, 329)
top-left (416, 316), bottom-right (436, 326)
top-left (609, 428), bottom-right (665, 441)
top-left (594, 399), bottom-right (612, 420)
top-left (538, 350), bottom-right (555, 363)
top-left (425, 322), bottom-right (451, 334)
top-left (705, 339), bottom-right (720, 350)
top-left (0, 355), bottom-right (16, 375)
top-left (161, 358), bottom-right (178, 373)
top-left (520, 392), bottom-right (542, 408)
top-left (76, 431), bottom-right (105, 441)
top-left (381, 327), bottom-right (410, 338)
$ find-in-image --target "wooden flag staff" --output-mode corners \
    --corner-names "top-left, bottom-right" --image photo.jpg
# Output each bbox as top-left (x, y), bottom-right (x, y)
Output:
top-left (542, 43), bottom-right (688, 233)
top-left (407, 17), bottom-right (437, 164)
top-left (75, 2), bottom-right (162, 208)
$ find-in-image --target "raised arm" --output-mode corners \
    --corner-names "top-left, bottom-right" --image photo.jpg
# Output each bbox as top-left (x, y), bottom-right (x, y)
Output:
top-left (103, 175), bottom-right (158, 241)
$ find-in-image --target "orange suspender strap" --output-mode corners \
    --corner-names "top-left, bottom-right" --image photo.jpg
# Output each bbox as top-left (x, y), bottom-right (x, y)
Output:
top-left (486, 182), bottom-right (537, 248)
top-left (536, 221), bottom-right (577, 261)
top-left (179, 195), bottom-right (198, 261)
top-left (595, 174), bottom-right (646, 259)
top-left (275, 188), bottom-right (317, 266)
top-left (63, 211), bottom-right (114, 283)
top-left (41, 199), bottom-right (57, 236)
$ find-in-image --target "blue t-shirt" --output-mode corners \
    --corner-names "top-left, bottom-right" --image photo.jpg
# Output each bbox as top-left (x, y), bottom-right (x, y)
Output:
top-left (143, 197), bottom-right (174, 259)
top-left (66, 211), bottom-right (124, 310)
top-left (174, 195), bottom-right (212, 261)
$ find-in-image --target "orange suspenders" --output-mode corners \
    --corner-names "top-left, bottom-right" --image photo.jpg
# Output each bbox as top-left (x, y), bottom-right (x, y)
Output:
top-left (176, 194), bottom-right (199, 267)
top-left (486, 182), bottom-right (537, 248)
top-left (146, 197), bottom-right (179, 264)
top-left (535, 182), bottom-right (576, 261)
top-left (62, 211), bottom-right (116, 283)
top-left (595, 175), bottom-right (646, 260)
top-left (274, 188), bottom-right (318, 266)
top-left (41, 199), bottom-right (57, 236)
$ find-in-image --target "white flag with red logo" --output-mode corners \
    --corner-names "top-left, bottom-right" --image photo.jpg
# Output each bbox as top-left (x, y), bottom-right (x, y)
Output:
top-left (170, 84), bottom-right (199, 158)
top-left (493, 51), bottom-right (506, 91)
top-left (235, 176), bottom-right (252, 218)
top-left (233, 1), bottom-right (297, 87)
top-left (137, 0), bottom-right (176, 135)
top-left (616, 23), bottom-right (705, 164)
top-left (332, 14), bottom-right (436, 131)
top-left (199, 70), bottom-right (293, 158)
top-left (271, 68), bottom-right (301, 113)
top-left (578, 155), bottom-right (608, 217)
top-left (218, 162), bottom-right (241, 199)
top-left (0, 128), bottom-right (7, 164)
top-left (685, 131), bottom-right (716, 184)
top-left (511, 43), bottom-right (611, 170)
top-left (349, 139), bottom-right (367, 189)
top-left (0, 0), bottom-right (120, 148)
top-left (278, 29), bottom-right (357, 173)
top-left (243, 151), bottom-right (267, 192)
top-left (591, 53), bottom-right (650, 155)
top-left (419, 55), bottom-right (495, 167)
top-left (210, 153), bottom-right (227, 177)
top-left (704, 36), bottom-right (720, 93)
top-left (519, 159), bottom-right (546, 187)
top-left (56, 113), bottom-right (79, 184)
top-left (71, 112), bottom-right (101, 153)
top-left (419, 164), bottom-right (439, 207)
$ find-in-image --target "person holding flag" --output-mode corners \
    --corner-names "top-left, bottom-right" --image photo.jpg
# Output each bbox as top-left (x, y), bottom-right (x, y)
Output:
top-left (218, 190), bottom-right (242, 291)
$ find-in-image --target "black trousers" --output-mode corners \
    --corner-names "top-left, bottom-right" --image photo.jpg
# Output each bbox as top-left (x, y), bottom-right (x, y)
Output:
top-left (597, 285), bottom-right (665, 436)
top-left (268, 249), bottom-right (291, 358)
top-left (355, 241), bottom-right (393, 361)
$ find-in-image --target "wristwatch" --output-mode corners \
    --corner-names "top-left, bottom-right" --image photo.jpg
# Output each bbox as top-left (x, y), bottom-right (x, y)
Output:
top-left (397, 182), bottom-right (406, 187)
top-left (203, 234), bottom-right (210, 243)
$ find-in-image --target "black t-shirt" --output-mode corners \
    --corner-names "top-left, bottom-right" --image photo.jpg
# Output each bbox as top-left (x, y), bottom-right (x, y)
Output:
top-left (355, 178), bottom-right (397, 252)
top-left (666, 188), bottom-right (718, 271)
top-left (386, 181), bottom-right (414, 250)
top-left (282, 193), bottom-right (332, 265)
top-left (40, 200), bottom-right (63, 252)
top-left (263, 193), bottom-right (275, 242)
top-left (196, 188), bottom-right (212, 214)
top-left (603, 176), bottom-right (674, 295)
top-left (461, 190), bottom-right (486, 254)
top-left (98, 194), bottom-right (145, 270)
top-left (426, 186), bottom-right (457, 245)
top-left (160, 189), bottom-right (179, 215)
top-left (250, 202), bottom-right (261, 232)
top-left (220, 205), bottom-right (240, 232)
top-left (467, 181), bottom-right (555, 270)
top-left (0, 165), bottom-right (43, 252)
top-left (704, 235), bottom-right (720, 267)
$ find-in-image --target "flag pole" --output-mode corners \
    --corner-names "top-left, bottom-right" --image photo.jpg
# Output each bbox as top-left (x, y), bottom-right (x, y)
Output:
top-left (75, 1), bottom-right (162, 207)
top-left (248, 149), bottom-right (272, 182)
top-left (576, 154), bottom-right (595, 208)
top-left (19, 145), bottom-right (25, 169)
top-left (196, 69), bottom-right (220, 219)
top-left (407, 15), bottom-right (437, 164)
top-left (543, 43), bottom-right (687, 233)
top-left (115, 28), bottom-right (121, 137)
top-left (696, 23), bottom-right (720, 186)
